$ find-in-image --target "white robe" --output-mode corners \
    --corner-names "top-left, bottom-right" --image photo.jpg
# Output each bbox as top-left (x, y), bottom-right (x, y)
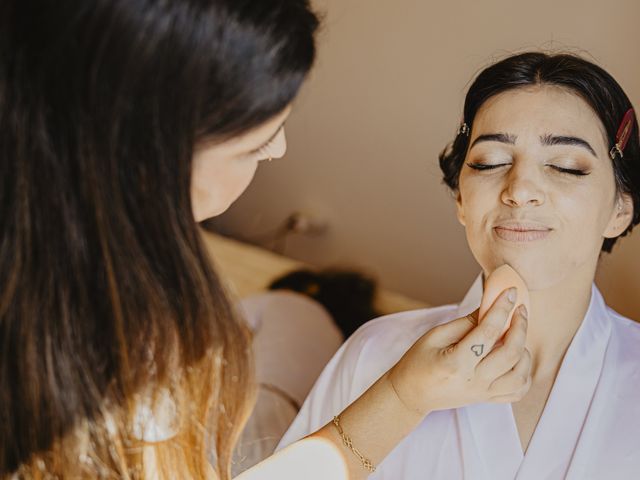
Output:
top-left (278, 277), bottom-right (640, 479)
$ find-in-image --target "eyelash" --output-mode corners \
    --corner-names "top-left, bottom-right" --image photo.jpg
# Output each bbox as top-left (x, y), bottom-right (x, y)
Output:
top-left (465, 163), bottom-right (590, 177)
top-left (249, 128), bottom-right (282, 157)
top-left (250, 142), bottom-right (271, 157)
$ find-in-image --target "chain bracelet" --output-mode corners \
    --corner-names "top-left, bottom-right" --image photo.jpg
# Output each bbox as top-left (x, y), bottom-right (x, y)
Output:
top-left (332, 415), bottom-right (376, 473)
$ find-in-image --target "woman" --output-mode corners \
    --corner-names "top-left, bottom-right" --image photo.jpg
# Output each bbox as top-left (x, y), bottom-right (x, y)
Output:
top-left (1, 1), bottom-right (529, 479)
top-left (280, 52), bottom-right (640, 479)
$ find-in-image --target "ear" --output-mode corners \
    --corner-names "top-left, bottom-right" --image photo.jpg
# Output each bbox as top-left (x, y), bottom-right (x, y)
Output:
top-left (455, 190), bottom-right (466, 227)
top-left (603, 193), bottom-right (634, 238)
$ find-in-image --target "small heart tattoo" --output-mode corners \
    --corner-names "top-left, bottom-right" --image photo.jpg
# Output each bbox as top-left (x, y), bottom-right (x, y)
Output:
top-left (471, 344), bottom-right (484, 357)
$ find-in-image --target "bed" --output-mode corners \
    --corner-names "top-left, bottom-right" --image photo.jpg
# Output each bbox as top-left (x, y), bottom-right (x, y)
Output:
top-left (200, 230), bottom-right (429, 314)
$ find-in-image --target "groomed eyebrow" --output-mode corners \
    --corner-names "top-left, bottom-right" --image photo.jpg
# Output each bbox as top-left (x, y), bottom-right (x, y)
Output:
top-left (470, 133), bottom-right (517, 149)
top-left (470, 132), bottom-right (598, 158)
top-left (540, 134), bottom-right (597, 157)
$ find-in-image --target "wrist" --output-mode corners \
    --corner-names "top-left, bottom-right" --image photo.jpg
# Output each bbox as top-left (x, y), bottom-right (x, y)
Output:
top-left (386, 368), bottom-right (431, 420)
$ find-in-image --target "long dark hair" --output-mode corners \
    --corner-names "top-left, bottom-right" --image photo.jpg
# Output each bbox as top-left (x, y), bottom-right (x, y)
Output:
top-left (439, 52), bottom-right (640, 252)
top-left (0, 0), bottom-right (318, 478)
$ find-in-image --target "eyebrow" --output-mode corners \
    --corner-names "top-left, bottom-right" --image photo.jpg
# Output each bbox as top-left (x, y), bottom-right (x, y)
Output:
top-left (539, 134), bottom-right (597, 157)
top-left (470, 132), bottom-right (598, 158)
top-left (470, 133), bottom-right (517, 149)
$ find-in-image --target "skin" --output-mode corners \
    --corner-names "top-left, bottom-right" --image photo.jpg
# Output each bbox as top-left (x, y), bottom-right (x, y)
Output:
top-left (196, 86), bottom-right (635, 472)
top-left (194, 107), bottom-right (531, 479)
top-left (456, 85), bottom-right (634, 451)
top-left (191, 106), bottom-right (291, 221)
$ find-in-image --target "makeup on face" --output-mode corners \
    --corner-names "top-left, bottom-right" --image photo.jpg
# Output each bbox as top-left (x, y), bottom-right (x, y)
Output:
top-left (456, 87), bottom-right (621, 290)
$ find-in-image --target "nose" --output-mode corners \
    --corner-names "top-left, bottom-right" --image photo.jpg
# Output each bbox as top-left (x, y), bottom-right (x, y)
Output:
top-left (500, 163), bottom-right (545, 207)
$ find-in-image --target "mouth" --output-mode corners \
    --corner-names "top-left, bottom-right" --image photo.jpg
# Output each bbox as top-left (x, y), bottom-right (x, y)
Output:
top-left (493, 222), bottom-right (552, 242)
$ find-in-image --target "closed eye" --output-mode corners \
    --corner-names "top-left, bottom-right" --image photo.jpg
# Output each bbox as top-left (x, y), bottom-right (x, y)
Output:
top-left (547, 165), bottom-right (590, 176)
top-left (248, 140), bottom-right (273, 157)
top-left (466, 162), bottom-right (510, 171)
top-left (248, 126), bottom-right (283, 157)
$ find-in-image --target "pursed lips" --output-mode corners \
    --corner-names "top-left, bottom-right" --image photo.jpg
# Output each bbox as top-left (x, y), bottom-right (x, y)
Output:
top-left (493, 221), bottom-right (553, 242)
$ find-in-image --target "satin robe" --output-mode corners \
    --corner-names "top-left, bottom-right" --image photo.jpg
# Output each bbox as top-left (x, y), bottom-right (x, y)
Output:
top-left (278, 277), bottom-right (640, 479)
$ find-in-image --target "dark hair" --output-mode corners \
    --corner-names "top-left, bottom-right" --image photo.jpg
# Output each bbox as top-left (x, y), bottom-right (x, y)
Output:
top-left (0, 0), bottom-right (317, 478)
top-left (269, 268), bottom-right (380, 337)
top-left (439, 52), bottom-right (640, 252)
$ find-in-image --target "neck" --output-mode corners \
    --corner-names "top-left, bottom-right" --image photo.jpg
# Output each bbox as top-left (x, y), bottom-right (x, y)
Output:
top-left (525, 266), bottom-right (595, 380)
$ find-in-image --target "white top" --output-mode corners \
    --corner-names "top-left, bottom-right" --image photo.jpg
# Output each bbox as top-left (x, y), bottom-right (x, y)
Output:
top-left (278, 277), bottom-right (640, 479)
top-left (233, 291), bottom-right (344, 474)
top-left (239, 291), bottom-right (344, 407)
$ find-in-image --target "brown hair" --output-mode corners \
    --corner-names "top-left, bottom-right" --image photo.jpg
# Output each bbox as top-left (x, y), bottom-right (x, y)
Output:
top-left (0, 0), bottom-right (318, 478)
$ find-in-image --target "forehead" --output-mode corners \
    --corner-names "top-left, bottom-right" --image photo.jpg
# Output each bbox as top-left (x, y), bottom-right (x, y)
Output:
top-left (472, 85), bottom-right (608, 149)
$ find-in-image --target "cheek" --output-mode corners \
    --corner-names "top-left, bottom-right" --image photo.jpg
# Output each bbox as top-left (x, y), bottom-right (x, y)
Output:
top-left (458, 179), bottom-right (495, 231)
top-left (552, 184), bottom-right (615, 239)
top-left (191, 158), bottom-right (259, 220)
top-left (458, 185), bottom-right (499, 262)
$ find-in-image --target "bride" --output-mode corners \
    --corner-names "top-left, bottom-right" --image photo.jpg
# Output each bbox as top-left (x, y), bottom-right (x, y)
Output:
top-left (280, 51), bottom-right (640, 480)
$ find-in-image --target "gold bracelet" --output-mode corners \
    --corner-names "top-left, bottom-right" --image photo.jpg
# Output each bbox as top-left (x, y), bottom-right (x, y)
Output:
top-left (332, 415), bottom-right (376, 473)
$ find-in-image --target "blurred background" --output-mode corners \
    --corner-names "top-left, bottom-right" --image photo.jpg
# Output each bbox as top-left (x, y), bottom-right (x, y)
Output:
top-left (209, 0), bottom-right (640, 320)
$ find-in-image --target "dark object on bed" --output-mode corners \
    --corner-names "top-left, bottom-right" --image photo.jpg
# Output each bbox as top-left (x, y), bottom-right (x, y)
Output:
top-left (269, 269), bottom-right (380, 337)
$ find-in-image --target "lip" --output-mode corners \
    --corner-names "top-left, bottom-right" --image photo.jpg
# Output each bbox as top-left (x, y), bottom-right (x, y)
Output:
top-left (493, 221), bottom-right (552, 242)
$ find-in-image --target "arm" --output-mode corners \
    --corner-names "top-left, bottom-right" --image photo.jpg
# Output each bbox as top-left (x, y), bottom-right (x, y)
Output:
top-left (237, 288), bottom-right (530, 479)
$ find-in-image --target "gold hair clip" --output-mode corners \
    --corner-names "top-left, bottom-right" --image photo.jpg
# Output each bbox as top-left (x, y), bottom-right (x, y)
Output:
top-left (609, 145), bottom-right (623, 161)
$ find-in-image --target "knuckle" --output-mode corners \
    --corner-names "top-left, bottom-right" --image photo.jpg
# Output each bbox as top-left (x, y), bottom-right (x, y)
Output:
top-left (428, 323), bottom-right (445, 337)
top-left (523, 348), bottom-right (532, 362)
top-left (442, 342), bottom-right (457, 358)
top-left (511, 374), bottom-right (530, 392)
top-left (518, 374), bottom-right (529, 387)
top-left (513, 389), bottom-right (527, 401)
top-left (438, 353), bottom-right (461, 377)
top-left (481, 323), bottom-right (502, 339)
top-left (503, 345), bottom-right (522, 364)
top-left (516, 381), bottom-right (531, 399)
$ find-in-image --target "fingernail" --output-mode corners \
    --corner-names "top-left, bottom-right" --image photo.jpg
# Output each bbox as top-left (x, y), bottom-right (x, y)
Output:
top-left (507, 287), bottom-right (517, 304)
top-left (519, 304), bottom-right (528, 320)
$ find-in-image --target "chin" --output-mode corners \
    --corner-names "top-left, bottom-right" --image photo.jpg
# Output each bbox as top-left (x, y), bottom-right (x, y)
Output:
top-left (480, 254), bottom-right (567, 292)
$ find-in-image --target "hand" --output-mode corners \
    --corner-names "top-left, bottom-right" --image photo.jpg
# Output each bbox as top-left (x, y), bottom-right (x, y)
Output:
top-left (388, 288), bottom-right (531, 416)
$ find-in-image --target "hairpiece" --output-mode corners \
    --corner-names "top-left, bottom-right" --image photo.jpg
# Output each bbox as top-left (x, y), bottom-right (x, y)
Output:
top-left (609, 108), bottom-right (636, 160)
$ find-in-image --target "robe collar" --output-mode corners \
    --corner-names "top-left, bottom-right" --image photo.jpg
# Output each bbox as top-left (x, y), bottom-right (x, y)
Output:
top-left (453, 275), bottom-right (613, 480)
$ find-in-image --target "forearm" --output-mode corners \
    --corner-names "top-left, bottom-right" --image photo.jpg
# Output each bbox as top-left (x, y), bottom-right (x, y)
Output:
top-left (309, 371), bottom-right (428, 479)
top-left (235, 371), bottom-right (428, 480)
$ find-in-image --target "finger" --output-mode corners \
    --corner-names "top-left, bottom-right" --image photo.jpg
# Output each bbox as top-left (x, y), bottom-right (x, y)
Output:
top-left (457, 288), bottom-right (516, 363)
top-left (490, 389), bottom-right (530, 403)
top-left (489, 347), bottom-right (532, 398)
top-left (428, 315), bottom-right (477, 347)
top-left (476, 305), bottom-right (528, 378)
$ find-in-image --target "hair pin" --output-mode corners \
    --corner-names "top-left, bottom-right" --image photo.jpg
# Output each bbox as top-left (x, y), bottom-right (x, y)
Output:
top-left (457, 122), bottom-right (470, 137)
top-left (609, 108), bottom-right (636, 160)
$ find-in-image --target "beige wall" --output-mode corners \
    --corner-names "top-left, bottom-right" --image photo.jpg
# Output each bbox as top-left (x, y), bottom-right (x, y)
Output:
top-left (213, 0), bottom-right (640, 319)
